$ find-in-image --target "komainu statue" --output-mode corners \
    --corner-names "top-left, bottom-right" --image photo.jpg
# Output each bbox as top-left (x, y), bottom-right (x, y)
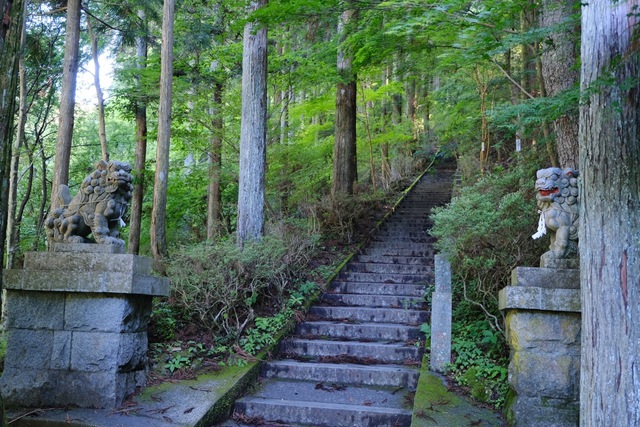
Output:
top-left (45, 160), bottom-right (133, 246)
top-left (531, 167), bottom-right (579, 261)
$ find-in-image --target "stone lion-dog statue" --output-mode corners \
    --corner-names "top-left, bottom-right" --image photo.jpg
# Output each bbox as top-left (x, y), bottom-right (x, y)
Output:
top-left (531, 167), bottom-right (579, 261)
top-left (45, 160), bottom-right (133, 246)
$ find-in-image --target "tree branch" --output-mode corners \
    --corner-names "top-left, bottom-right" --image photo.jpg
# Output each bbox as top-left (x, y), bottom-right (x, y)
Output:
top-left (490, 58), bottom-right (536, 100)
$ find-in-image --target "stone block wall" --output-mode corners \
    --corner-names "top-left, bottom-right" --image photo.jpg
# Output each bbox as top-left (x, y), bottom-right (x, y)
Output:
top-left (1, 244), bottom-right (168, 409)
top-left (499, 267), bottom-right (580, 427)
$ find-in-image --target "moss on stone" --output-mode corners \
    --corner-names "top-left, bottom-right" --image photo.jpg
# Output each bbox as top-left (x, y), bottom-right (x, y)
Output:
top-left (412, 360), bottom-right (504, 426)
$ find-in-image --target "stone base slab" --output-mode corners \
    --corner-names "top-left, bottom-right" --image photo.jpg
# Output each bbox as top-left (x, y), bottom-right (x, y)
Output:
top-left (499, 286), bottom-right (580, 312)
top-left (1, 368), bottom-right (146, 408)
top-left (0, 248), bottom-right (166, 409)
top-left (501, 266), bottom-right (580, 427)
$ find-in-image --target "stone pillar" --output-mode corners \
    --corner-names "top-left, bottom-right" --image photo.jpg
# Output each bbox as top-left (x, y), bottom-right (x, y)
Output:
top-left (499, 267), bottom-right (580, 427)
top-left (1, 244), bottom-right (168, 409)
top-left (430, 254), bottom-right (452, 373)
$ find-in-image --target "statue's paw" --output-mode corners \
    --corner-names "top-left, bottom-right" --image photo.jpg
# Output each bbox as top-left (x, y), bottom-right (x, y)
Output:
top-left (66, 236), bottom-right (86, 244)
top-left (98, 236), bottom-right (125, 247)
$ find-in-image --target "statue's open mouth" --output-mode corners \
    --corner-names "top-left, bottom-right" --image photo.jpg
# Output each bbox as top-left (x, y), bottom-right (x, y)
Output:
top-left (108, 176), bottom-right (130, 185)
top-left (538, 187), bottom-right (559, 197)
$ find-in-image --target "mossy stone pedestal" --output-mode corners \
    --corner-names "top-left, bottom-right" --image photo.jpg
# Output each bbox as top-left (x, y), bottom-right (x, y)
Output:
top-left (0, 244), bottom-right (169, 409)
top-left (498, 266), bottom-right (580, 427)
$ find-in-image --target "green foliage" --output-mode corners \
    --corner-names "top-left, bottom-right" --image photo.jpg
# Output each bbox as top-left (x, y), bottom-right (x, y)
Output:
top-left (150, 300), bottom-right (179, 341)
top-left (448, 319), bottom-right (509, 408)
top-left (165, 354), bottom-right (191, 373)
top-left (166, 222), bottom-right (319, 340)
top-left (430, 160), bottom-right (545, 328)
top-left (151, 339), bottom-right (220, 375)
top-left (239, 279), bottom-right (318, 355)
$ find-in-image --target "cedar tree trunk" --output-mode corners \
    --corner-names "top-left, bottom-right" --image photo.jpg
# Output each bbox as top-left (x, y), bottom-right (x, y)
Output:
top-left (236, 0), bottom-right (268, 246)
top-left (579, 1), bottom-right (640, 425)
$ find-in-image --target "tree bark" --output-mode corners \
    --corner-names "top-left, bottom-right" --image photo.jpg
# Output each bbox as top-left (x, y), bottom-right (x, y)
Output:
top-left (579, 1), bottom-right (640, 425)
top-left (207, 79), bottom-right (223, 239)
top-left (331, 6), bottom-right (357, 197)
top-left (539, 0), bottom-right (579, 169)
top-left (87, 16), bottom-right (108, 161)
top-left (6, 0), bottom-right (27, 269)
top-left (236, 0), bottom-right (268, 246)
top-left (128, 9), bottom-right (148, 255)
top-left (150, 0), bottom-right (175, 259)
top-left (52, 0), bottom-right (81, 207)
top-left (0, 0), bottom-right (23, 279)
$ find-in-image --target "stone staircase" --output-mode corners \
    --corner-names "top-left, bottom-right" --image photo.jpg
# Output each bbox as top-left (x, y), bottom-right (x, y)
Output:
top-left (221, 166), bottom-right (454, 427)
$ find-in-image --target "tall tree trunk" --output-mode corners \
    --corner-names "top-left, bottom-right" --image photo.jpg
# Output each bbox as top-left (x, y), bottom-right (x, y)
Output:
top-left (417, 73), bottom-right (431, 144)
top-left (0, 0), bottom-right (23, 288)
top-left (150, 0), bottom-right (175, 259)
top-left (6, 0), bottom-right (27, 269)
top-left (391, 56), bottom-right (402, 125)
top-left (379, 67), bottom-right (392, 189)
top-left (579, 1), bottom-right (640, 425)
top-left (236, 0), bottom-right (268, 246)
top-left (520, 2), bottom-right (537, 99)
top-left (207, 79), bottom-right (223, 239)
top-left (405, 75), bottom-right (417, 140)
top-left (52, 0), bottom-right (81, 207)
top-left (87, 16), bottom-right (108, 161)
top-left (539, 0), bottom-right (580, 169)
top-left (128, 10), bottom-right (148, 255)
top-left (360, 81), bottom-right (376, 191)
top-left (535, 56), bottom-right (560, 167)
top-left (32, 138), bottom-right (48, 251)
top-left (331, 5), bottom-right (357, 197)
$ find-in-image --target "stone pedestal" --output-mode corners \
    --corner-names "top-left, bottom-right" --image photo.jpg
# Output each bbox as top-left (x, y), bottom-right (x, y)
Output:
top-left (430, 254), bottom-right (452, 373)
top-left (499, 267), bottom-right (580, 427)
top-left (1, 244), bottom-right (169, 409)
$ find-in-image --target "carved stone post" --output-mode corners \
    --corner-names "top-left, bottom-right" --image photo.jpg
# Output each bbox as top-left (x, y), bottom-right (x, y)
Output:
top-left (430, 254), bottom-right (452, 373)
top-left (0, 244), bottom-right (168, 408)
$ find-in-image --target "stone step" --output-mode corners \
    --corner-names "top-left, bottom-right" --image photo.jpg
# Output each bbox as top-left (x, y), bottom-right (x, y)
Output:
top-left (296, 320), bottom-right (421, 342)
top-left (355, 254), bottom-right (433, 265)
top-left (389, 212), bottom-right (436, 217)
top-left (321, 293), bottom-right (426, 310)
top-left (346, 261), bottom-right (433, 274)
top-left (234, 389), bottom-right (412, 427)
top-left (376, 231), bottom-right (431, 239)
top-left (366, 240), bottom-right (435, 249)
top-left (371, 236), bottom-right (435, 243)
top-left (360, 246), bottom-right (436, 258)
top-left (339, 271), bottom-right (433, 284)
top-left (378, 223), bottom-right (430, 230)
top-left (261, 360), bottom-right (420, 389)
top-left (330, 281), bottom-right (426, 297)
top-left (280, 338), bottom-right (422, 363)
top-left (308, 306), bottom-right (427, 325)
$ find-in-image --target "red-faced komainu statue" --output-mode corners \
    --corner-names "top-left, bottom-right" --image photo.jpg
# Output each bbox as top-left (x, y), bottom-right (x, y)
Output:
top-left (532, 167), bottom-right (579, 261)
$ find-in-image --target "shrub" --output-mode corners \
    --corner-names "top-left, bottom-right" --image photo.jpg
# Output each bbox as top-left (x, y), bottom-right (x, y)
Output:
top-left (430, 161), bottom-right (545, 331)
top-left (165, 221), bottom-right (319, 341)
